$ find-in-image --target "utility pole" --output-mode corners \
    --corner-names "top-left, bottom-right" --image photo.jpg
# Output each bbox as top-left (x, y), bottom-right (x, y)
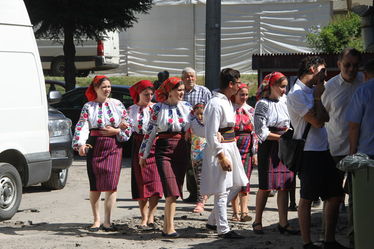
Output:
top-left (205, 0), bottom-right (221, 90)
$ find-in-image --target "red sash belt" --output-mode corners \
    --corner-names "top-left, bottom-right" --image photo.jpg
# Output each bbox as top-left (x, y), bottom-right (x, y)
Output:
top-left (157, 132), bottom-right (183, 139)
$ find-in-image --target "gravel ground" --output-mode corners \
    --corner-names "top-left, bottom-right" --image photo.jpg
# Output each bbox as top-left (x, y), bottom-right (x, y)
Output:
top-left (0, 158), bottom-right (350, 249)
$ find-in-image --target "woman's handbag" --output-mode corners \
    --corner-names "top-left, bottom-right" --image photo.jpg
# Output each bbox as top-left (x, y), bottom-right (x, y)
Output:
top-left (278, 123), bottom-right (311, 173)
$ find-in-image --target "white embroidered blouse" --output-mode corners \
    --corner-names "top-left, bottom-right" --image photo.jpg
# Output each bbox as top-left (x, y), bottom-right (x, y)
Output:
top-left (254, 96), bottom-right (290, 143)
top-left (127, 103), bottom-right (154, 134)
top-left (139, 101), bottom-right (193, 159)
top-left (72, 98), bottom-right (131, 150)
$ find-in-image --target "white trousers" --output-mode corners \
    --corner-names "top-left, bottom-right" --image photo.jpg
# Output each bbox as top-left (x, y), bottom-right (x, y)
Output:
top-left (207, 186), bottom-right (242, 234)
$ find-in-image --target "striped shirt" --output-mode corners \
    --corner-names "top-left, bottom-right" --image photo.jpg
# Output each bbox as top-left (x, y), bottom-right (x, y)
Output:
top-left (183, 85), bottom-right (212, 106)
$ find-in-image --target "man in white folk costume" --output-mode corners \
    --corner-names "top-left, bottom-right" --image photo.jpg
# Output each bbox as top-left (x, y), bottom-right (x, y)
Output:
top-left (201, 68), bottom-right (248, 239)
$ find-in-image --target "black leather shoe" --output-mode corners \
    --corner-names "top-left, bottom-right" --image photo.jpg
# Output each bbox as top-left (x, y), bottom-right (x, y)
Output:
top-left (303, 242), bottom-right (322, 249)
top-left (101, 224), bottom-right (118, 232)
top-left (87, 226), bottom-right (100, 232)
top-left (205, 224), bottom-right (217, 231)
top-left (252, 222), bottom-right (264, 234)
top-left (183, 196), bottom-right (198, 203)
top-left (324, 241), bottom-right (349, 249)
top-left (288, 204), bottom-right (298, 211)
top-left (277, 223), bottom-right (300, 235)
top-left (161, 231), bottom-right (180, 238)
top-left (218, 231), bottom-right (244, 239)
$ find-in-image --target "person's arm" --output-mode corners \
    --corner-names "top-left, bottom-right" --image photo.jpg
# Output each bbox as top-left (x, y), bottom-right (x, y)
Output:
top-left (204, 102), bottom-right (232, 171)
top-left (139, 105), bottom-right (159, 167)
top-left (303, 81), bottom-right (329, 128)
top-left (114, 101), bottom-right (132, 141)
top-left (72, 104), bottom-right (90, 156)
top-left (349, 122), bottom-right (360, 155)
top-left (346, 87), bottom-right (365, 155)
top-left (254, 101), bottom-right (280, 141)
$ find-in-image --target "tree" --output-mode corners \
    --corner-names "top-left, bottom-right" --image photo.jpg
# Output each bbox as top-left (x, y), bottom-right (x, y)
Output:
top-left (306, 12), bottom-right (363, 53)
top-left (24, 0), bottom-right (153, 91)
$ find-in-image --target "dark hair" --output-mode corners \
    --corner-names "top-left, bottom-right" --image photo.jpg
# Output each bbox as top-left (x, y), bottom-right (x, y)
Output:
top-left (220, 68), bottom-right (240, 90)
top-left (93, 77), bottom-right (110, 88)
top-left (297, 56), bottom-right (326, 78)
top-left (157, 71), bottom-right (169, 81)
top-left (364, 59), bottom-right (374, 74)
top-left (338, 48), bottom-right (362, 62)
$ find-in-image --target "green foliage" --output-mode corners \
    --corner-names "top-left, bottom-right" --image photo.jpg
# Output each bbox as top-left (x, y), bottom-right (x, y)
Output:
top-left (306, 12), bottom-right (363, 53)
top-left (24, 0), bottom-right (153, 41)
top-left (24, 0), bottom-right (153, 91)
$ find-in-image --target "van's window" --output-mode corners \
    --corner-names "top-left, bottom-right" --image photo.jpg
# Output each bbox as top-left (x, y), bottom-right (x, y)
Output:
top-left (0, 52), bottom-right (42, 108)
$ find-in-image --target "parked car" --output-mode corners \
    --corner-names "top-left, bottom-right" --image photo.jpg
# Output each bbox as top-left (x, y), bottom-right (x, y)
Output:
top-left (45, 88), bottom-right (73, 190)
top-left (50, 84), bottom-right (133, 157)
top-left (51, 85), bottom-right (132, 127)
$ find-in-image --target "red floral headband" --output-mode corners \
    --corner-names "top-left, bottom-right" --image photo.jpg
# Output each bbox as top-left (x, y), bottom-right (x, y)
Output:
top-left (256, 72), bottom-right (285, 100)
top-left (155, 77), bottom-right (182, 102)
top-left (85, 75), bottom-right (109, 101)
top-left (129, 80), bottom-right (154, 104)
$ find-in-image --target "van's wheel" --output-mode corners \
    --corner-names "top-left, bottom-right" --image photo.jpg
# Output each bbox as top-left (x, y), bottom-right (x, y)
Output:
top-left (77, 70), bottom-right (89, 77)
top-left (0, 163), bottom-right (22, 221)
top-left (51, 58), bottom-right (65, 76)
top-left (41, 169), bottom-right (68, 190)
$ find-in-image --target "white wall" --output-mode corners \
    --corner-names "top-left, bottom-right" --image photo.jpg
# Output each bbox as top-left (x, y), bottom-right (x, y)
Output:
top-left (119, 1), bottom-right (331, 76)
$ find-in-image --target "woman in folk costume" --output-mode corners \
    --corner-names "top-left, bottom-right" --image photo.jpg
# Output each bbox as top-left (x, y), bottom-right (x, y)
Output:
top-left (139, 77), bottom-right (192, 238)
top-left (230, 83), bottom-right (258, 223)
top-left (201, 68), bottom-right (249, 239)
top-left (127, 80), bottom-right (163, 229)
top-left (72, 75), bottom-right (131, 232)
top-left (252, 72), bottom-right (298, 235)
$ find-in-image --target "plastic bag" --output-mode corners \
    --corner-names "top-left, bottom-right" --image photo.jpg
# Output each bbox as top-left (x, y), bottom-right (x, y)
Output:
top-left (337, 153), bottom-right (374, 172)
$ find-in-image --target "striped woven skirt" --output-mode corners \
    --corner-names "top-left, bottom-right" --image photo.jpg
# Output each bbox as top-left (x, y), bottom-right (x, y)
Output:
top-left (236, 132), bottom-right (254, 193)
top-left (257, 140), bottom-right (294, 191)
top-left (86, 134), bottom-right (123, 192)
top-left (155, 133), bottom-right (189, 198)
top-left (131, 133), bottom-right (163, 200)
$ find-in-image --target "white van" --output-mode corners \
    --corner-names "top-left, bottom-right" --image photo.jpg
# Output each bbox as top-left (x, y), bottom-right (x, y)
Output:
top-left (37, 31), bottom-right (120, 76)
top-left (0, 0), bottom-right (52, 220)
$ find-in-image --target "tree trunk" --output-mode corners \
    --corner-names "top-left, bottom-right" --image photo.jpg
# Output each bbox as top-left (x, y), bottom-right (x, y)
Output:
top-left (63, 21), bottom-right (76, 91)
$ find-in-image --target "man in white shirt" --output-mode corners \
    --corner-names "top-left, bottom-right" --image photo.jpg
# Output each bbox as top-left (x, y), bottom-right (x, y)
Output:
top-left (321, 48), bottom-right (363, 246)
top-left (322, 48), bottom-right (363, 163)
top-left (201, 68), bottom-right (248, 239)
top-left (287, 56), bottom-right (347, 249)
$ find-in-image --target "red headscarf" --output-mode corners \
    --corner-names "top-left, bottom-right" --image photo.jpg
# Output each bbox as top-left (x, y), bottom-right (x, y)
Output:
top-left (256, 72), bottom-right (285, 100)
top-left (85, 75), bottom-right (109, 101)
top-left (129, 80), bottom-right (154, 104)
top-left (231, 83), bottom-right (248, 102)
top-left (155, 77), bottom-right (182, 102)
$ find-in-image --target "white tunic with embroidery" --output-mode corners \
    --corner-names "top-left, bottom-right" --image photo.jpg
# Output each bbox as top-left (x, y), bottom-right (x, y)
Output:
top-left (127, 104), bottom-right (154, 134)
top-left (200, 91), bottom-right (248, 195)
top-left (254, 96), bottom-right (290, 143)
top-left (139, 101), bottom-right (193, 159)
top-left (72, 98), bottom-right (131, 150)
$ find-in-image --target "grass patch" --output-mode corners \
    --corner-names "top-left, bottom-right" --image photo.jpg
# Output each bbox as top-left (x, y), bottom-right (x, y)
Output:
top-left (45, 74), bottom-right (258, 96)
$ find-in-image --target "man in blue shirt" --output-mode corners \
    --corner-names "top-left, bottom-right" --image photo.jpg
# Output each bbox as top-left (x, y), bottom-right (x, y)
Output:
top-left (348, 59), bottom-right (374, 158)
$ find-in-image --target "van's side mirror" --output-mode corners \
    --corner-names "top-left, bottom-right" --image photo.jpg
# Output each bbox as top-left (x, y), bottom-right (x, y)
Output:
top-left (48, 90), bottom-right (62, 104)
